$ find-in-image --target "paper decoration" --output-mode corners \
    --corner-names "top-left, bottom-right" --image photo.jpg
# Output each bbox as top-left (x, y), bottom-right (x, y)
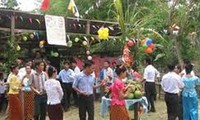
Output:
top-left (30, 34), bottom-right (34, 39)
top-left (45, 15), bottom-right (67, 46)
top-left (36, 19), bottom-right (41, 24)
top-left (98, 27), bottom-right (109, 40)
top-left (29, 18), bottom-right (32, 24)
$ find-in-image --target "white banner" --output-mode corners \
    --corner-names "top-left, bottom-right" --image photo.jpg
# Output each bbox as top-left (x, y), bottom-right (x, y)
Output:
top-left (45, 15), bottom-right (66, 46)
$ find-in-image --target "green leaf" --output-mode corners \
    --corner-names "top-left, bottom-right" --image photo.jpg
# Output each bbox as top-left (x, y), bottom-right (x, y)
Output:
top-left (154, 53), bottom-right (165, 61)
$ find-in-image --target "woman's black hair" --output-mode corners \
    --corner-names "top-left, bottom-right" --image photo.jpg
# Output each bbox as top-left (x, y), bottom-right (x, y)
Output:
top-left (48, 66), bottom-right (57, 78)
top-left (185, 64), bottom-right (193, 75)
top-left (10, 63), bottom-right (18, 72)
top-left (115, 65), bottom-right (126, 76)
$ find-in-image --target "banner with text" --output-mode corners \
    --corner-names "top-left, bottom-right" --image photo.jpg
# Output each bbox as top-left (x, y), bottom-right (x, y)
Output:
top-left (45, 15), bottom-right (66, 46)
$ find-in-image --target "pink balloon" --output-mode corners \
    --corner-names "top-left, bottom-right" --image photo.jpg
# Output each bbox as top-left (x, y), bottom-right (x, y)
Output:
top-left (127, 40), bottom-right (134, 47)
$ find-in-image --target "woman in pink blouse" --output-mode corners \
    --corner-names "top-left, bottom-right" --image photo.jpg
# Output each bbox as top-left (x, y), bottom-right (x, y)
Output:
top-left (110, 65), bottom-right (130, 120)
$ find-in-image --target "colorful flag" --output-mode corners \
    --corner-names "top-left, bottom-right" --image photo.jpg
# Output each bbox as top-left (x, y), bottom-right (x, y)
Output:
top-left (68, 0), bottom-right (79, 17)
top-left (41, 0), bottom-right (50, 11)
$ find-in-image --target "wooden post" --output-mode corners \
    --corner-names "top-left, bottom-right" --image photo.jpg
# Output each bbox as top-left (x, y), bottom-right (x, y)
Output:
top-left (10, 12), bottom-right (15, 42)
top-left (134, 102), bottom-right (139, 120)
top-left (86, 20), bottom-right (90, 35)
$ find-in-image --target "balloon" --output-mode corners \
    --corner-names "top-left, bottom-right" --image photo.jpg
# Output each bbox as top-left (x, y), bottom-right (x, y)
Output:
top-left (54, 52), bottom-right (59, 57)
top-left (149, 43), bottom-right (155, 49)
top-left (74, 37), bottom-right (79, 42)
top-left (142, 44), bottom-right (148, 49)
top-left (39, 44), bottom-right (44, 48)
top-left (23, 36), bottom-right (27, 41)
top-left (127, 40), bottom-right (134, 47)
top-left (30, 34), bottom-right (34, 39)
top-left (16, 45), bottom-right (21, 51)
top-left (87, 56), bottom-right (92, 60)
top-left (86, 50), bottom-right (90, 55)
top-left (67, 40), bottom-right (73, 47)
top-left (82, 41), bottom-right (88, 46)
top-left (144, 47), bottom-right (153, 53)
top-left (141, 39), bottom-right (146, 45)
top-left (146, 38), bottom-right (152, 45)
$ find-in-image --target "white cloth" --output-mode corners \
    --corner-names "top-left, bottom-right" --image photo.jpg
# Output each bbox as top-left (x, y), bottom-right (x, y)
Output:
top-left (161, 72), bottom-right (184, 94)
top-left (143, 65), bottom-right (160, 82)
top-left (74, 66), bottom-right (81, 75)
top-left (18, 67), bottom-right (35, 80)
top-left (44, 79), bottom-right (64, 105)
top-left (180, 69), bottom-right (195, 77)
top-left (100, 96), bottom-right (148, 118)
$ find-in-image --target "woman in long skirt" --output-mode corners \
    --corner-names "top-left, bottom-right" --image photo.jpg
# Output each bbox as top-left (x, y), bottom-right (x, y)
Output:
top-left (109, 65), bottom-right (130, 120)
top-left (8, 64), bottom-right (23, 120)
top-left (44, 66), bottom-right (64, 120)
top-left (22, 64), bottom-right (34, 120)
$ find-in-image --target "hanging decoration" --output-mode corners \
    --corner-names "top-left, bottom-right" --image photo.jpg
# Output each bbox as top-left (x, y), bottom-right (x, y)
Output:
top-left (122, 45), bottom-right (133, 67)
top-left (87, 55), bottom-right (92, 60)
top-left (97, 27), bottom-right (109, 40)
top-left (23, 36), bottom-right (28, 41)
top-left (35, 19), bottom-right (41, 24)
top-left (86, 50), bottom-right (90, 55)
top-left (39, 40), bottom-right (45, 48)
top-left (50, 51), bottom-right (59, 57)
top-left (67, 40), bottom-right (73, 47)
top-left (74, 37), bottom-right (79, 42)
top-left (29, 34), bottom-right (34, 39)
top-left (40, 0), bottom-right (50, 11)
top-left (16, 45), bottom-right (21, 51)
top-left (68, 0), bottom-right (80, 18)
top-left (82, 41), bottom-right (88, 46)
top-left (140, 38), bottom-right (155, 54)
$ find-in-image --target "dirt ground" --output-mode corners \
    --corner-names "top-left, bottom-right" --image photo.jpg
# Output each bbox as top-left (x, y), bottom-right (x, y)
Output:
top-left (0, 99), bottom-right (166, 120)
top-left (0, 99), bottom-right (199, 120)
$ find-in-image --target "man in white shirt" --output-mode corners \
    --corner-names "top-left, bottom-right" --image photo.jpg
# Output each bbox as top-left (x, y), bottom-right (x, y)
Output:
top-left (58, 61), bottom-right (76, 110)
top-left (161, 64), bottom-right (184, 120)
top-left (71, 60), bottom-right (81, 75)
top-left (142, 58), bottom-right (160, 112)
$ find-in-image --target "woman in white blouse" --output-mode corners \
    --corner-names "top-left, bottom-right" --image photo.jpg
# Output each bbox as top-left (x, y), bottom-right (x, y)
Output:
top-left (44, 66), bottom-right (64, 120)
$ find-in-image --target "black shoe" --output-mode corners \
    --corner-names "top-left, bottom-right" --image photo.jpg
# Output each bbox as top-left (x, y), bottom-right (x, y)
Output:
top-left (150, 109), bottom-right (156, 112)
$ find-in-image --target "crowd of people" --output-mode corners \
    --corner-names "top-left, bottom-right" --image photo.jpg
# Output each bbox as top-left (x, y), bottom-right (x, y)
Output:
top-left (0, 56), bottom-right (199, 120)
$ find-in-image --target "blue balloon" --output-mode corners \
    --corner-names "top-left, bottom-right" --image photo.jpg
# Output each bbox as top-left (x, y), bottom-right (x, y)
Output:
top-left (146, 38), bottom-right (152, 46)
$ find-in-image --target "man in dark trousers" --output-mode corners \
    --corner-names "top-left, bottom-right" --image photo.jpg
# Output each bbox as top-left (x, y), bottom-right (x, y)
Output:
top-left (161, 64), bottom-right (184, 120)
top-left (58, 60), bottom-right (76, 111)
top-left (73, 60), bottom-right (104, 120)
top-left (142, 58), bottom-right (160, 112)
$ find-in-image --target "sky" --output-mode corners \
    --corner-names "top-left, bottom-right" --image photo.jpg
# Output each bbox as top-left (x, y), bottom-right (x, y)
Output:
top-left (17, 0), bottom-right (40, 11)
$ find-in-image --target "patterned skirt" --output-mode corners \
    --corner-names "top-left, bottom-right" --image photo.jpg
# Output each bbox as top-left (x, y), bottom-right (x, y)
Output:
top-left (8, 94), bottom-right (23, 120)
top-left (110, 105), bottom-right (130, 120)
top-left (47, 103), bottom-right (63, 120)
top-left (23, 91), bottom-right (34, 119)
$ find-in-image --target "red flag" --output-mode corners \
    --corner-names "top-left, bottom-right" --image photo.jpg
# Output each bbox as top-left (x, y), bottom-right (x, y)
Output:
top-left (40, 0), bottom-right (50, 11)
